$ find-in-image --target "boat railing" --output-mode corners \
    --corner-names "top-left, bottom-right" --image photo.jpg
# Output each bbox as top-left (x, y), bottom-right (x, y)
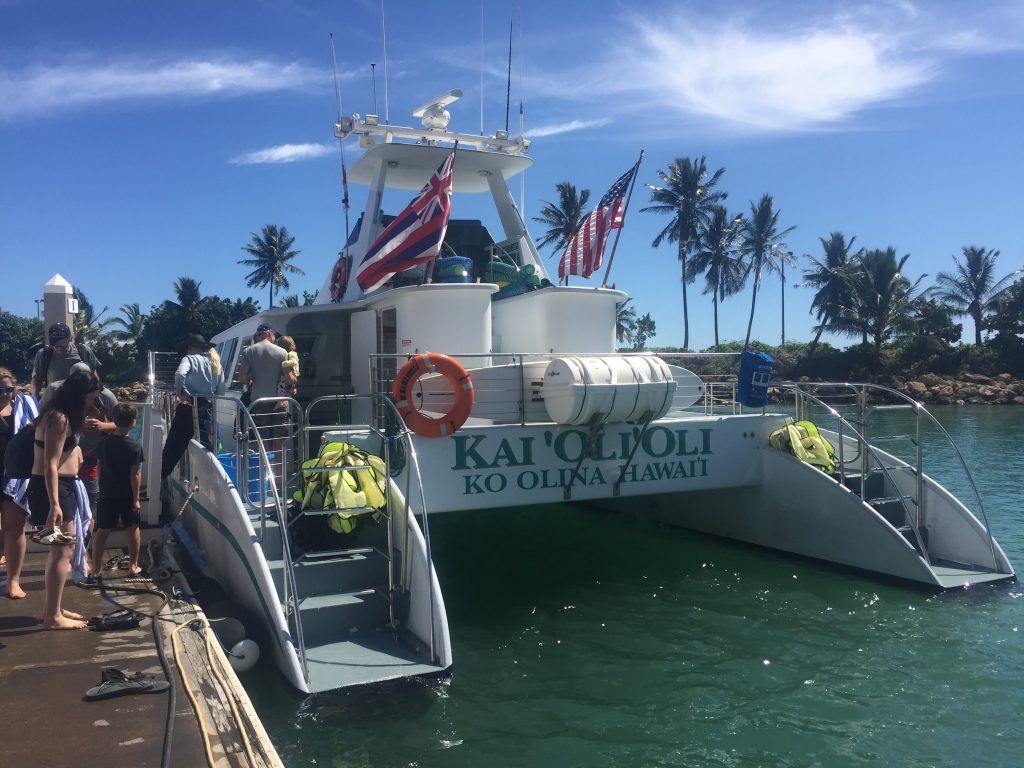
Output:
top-left (772, 381), bottom-right (1002, 573)
top-left (368, 350), bottom-right (744, 423)
top-left (164, 390), bottom-right (309, 682)
top-left (303, 393), bottom-right (439, 664)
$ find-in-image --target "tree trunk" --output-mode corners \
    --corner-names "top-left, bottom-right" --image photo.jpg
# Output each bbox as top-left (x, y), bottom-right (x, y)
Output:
top-left (744, 264), bottom-right (759, 351)
top-left (974, 312), bottom-right (982, 346)
top-left (680, 240), bottom-right (689, 350)
top-left (808, 318), bottom-right (826, 355)
top-left (713, 295), bottom-right (719, 349)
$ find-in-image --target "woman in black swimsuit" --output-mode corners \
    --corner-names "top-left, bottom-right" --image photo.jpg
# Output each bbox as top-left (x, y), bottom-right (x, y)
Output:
top-left (0, 367), bottom-right (25, 598)
top-left (29, 370), bottom-right (99, 629)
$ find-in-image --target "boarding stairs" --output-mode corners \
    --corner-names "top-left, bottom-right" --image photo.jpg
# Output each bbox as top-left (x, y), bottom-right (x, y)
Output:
top-left (775, 382), bottom-right (1013, 587)
top-left (221, 394), bottom-right (444, 692)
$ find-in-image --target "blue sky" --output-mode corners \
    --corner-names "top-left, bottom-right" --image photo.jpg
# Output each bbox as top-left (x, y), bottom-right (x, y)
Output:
top-left (2, 0), bottom-right (1023, 350)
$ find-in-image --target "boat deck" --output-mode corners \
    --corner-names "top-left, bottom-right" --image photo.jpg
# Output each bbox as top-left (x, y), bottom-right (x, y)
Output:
top-left (0, 546), bottom-right (282, 768)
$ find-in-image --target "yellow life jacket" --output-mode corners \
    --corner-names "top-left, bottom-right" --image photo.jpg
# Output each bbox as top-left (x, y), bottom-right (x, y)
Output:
top-left (768, 420), bottom-right (836, 474)
top-left (293, 441), bottom-right (387, 534)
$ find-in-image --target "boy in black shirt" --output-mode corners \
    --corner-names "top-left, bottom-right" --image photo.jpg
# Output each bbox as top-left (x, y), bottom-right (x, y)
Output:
top-left (91, 403), bottom-right (145, 577)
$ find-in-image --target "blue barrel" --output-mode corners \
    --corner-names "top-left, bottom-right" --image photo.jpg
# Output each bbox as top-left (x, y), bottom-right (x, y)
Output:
top-left (737, 351), bottom-right (773, 408)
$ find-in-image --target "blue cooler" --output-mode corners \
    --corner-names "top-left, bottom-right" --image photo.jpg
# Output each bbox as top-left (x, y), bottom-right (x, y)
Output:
top-left (216, 451), bottom-right (276, 501)
top-left (737, 351), bottom-right (773, 408)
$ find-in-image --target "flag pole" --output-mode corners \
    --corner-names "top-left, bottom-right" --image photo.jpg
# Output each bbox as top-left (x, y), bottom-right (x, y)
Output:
top-left (600, 149), bottom-right (644, 288)
top-left (426, 141), bottom-right (459, 285)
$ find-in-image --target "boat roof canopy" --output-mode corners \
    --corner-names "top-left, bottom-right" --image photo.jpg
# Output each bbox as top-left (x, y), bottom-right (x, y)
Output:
top-left (348, 143), bottom-right (533, 193)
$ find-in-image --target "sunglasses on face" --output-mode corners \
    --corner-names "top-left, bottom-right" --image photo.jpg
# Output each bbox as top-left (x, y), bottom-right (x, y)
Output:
top-left (0, 386), bottom-right (14, 393)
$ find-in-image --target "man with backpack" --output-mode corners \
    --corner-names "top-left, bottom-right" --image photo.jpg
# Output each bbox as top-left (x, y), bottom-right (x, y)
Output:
top-left (29, 322), bottom-right (101, 398)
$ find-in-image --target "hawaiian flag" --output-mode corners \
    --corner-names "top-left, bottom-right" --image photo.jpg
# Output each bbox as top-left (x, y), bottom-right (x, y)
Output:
top-left (559, 159), bottom-right (640, 280)
top-left (356, 152), bottom-right (455, 293)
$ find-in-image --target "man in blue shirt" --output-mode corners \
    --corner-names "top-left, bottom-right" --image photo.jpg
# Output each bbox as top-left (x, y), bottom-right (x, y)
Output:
top-left (161, 334), bottom-right (225, 479)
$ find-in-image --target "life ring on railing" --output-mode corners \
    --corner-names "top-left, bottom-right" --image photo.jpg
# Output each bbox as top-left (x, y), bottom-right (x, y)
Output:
top-left (391, 353), bottom-right (474, 438)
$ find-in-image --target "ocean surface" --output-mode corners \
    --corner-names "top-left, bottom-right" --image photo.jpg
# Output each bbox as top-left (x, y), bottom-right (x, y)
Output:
top-left (244, 406), bottom-right (1024, 767)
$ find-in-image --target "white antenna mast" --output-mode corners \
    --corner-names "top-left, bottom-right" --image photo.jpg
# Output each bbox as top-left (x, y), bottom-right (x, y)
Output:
top-left (518, 0), bottom-right (525, 213)
top-left (379, 0), bottom-right (390, 124)
top-left (479, 0), bottom-right (484, 135)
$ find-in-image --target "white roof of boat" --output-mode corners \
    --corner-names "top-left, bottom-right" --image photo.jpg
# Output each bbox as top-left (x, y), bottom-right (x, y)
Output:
top-left (348, 142), bottom-right (533, 193)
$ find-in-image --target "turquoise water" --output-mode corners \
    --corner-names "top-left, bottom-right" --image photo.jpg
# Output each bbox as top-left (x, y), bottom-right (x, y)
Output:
top-left (245, 406), bottom-right (1024, 767)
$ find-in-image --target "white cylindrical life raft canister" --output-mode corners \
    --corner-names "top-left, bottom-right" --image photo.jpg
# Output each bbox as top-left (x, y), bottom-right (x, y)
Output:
top-left (541, 356), bottom-right (677, 425)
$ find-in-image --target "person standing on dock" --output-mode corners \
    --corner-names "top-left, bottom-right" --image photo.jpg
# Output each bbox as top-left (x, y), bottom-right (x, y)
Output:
top-left (160, 334), bottom-right (224, 480)
top-left (27, 369), bottom-right (99, 629)
top-left (91, 403), bottom-right (145, 578)
top-left (29, 323), bottom-right (101, 398)
top-left (1, 367), bottom-right (38, 600)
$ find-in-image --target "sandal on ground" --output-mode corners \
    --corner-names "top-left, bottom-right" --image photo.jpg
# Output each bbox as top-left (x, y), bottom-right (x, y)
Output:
top-left (36, 529), bottom-right (77, 546)
top-left (84, 667), bottom-right (169, 701)
top-left (78, 576), bottom-right (101, 588)
top-left (87, 610), bottom-right (142, 631)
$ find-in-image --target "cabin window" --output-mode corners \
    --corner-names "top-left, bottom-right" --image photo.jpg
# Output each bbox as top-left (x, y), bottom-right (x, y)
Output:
top-left (229, 336), bottom-right (253, 391)
top-left (217, 337), bottom-right (238, 386)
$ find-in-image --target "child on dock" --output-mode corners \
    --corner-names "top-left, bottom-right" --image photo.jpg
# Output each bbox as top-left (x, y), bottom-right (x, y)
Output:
top-left (90, 403), bottom-right (145, 578)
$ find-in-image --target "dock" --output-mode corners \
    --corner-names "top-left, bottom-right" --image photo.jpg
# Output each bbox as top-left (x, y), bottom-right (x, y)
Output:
top-left (0, 544), bottom-right (282, 768)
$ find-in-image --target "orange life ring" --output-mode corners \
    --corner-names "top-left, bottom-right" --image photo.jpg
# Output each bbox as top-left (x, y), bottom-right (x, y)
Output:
top-left (391, 353), bottom-right (474, 438)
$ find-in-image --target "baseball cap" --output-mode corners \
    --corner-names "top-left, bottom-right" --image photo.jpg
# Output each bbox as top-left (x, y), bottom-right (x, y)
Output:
top-left (49, 322), bottom-right (71, 343)
top-left (256, 322), bottom-right (276, 335)
top-left (69, 362), bottom-right (92, 375)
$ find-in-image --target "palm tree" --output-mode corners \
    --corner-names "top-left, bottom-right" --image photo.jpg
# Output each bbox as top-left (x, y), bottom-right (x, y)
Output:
top-left (108, 303), bottom-right (146, 342)
top-left (164, 276), bottom-right (203, 327)
top-left (801, 232), bottom-right (861, 352)
top-left (642, 157), bottom-right (727, 350)
top-left (616, 298), bottom-right (637, 346)
top-left (832, 248), bottom-right (925, 365)
top-left (239, 225), bottom-right (304, 307)
top-left (280, 295), bottom-right (300, 308)
top-left (532, 182), bottom-right (591, 256)
top-left (931, 246), bottom-right (1018, 346)
top-left (691, 205), bottom-right (745, 348)
top-left (71, 287), bottom-right (111, 346)
top-left (736, 194), bottom-right (795, 350)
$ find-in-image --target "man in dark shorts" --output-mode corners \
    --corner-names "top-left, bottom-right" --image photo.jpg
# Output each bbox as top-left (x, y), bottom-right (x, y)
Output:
top-left (90, 403), bottom-right (145, 578)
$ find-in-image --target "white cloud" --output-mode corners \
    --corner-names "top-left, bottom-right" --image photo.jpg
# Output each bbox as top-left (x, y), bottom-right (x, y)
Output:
top-left (0, 56), bottom-right (326, 120)
top-left (615, 15), bottom-right (934, 132)
top-left (529, 2), bottom-right (1024, 134)
top-left (229, 143), bottom-right (333, 165)
top-left (526, 118), bottom-right (611, 137)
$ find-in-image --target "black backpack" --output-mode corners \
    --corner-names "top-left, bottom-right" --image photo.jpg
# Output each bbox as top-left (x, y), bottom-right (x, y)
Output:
top-left (3, 422), bottom-right (36, 480)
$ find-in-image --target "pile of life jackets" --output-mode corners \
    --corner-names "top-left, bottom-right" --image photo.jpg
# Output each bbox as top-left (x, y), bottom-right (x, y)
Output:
top-left (768, 420), bottom-right (837, 474)
top-left (293, 441), bottom-right (388, 534)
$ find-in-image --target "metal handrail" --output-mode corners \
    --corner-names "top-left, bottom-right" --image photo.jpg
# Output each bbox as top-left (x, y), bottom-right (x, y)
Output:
top-left (772, 383), bottom-right (931, 561)
top-left (183, 392), bottom-right (309, 684)
top-left (774, 381), bottom-right (1002, 572)
top-left (304, 393), bottom-right (439, 664)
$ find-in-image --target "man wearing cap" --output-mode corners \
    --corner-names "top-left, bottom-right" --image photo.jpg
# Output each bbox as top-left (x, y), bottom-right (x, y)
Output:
top-left (237, 322), bottom-right (289, 460)
top-left (30, 322), bottom-right (101, 398)
top-left (238, 323), bottom-right (288, 407)
top-left (161, 334), bottom-right (225, 479)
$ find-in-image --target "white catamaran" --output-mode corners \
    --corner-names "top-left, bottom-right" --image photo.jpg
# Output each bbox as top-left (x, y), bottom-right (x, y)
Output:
top-left (155, 90), bottom-right (1013, 694)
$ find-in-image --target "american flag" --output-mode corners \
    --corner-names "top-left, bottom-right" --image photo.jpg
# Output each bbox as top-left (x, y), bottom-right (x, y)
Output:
top-left (559, 159), bottom-right (640, 280)
top-left (356, 152), bottom-right (455, 293)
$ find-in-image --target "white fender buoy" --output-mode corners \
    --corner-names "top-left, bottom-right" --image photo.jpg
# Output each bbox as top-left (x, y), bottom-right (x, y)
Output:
top-left (228, 638), bottom-right (260, 672)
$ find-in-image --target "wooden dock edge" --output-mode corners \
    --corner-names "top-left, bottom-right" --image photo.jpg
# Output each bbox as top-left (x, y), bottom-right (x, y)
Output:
top-left (154, 542), bottom-right (284, 768)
